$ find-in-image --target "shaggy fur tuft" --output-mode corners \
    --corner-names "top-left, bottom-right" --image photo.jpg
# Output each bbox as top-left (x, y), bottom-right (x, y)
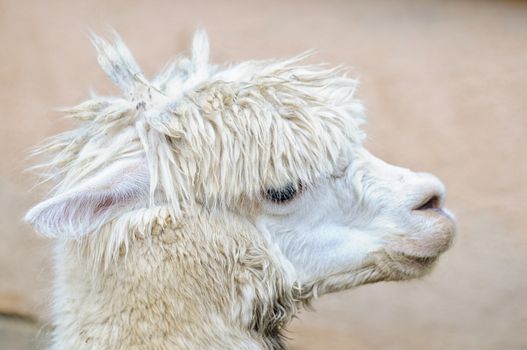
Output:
top-left (26, 30), bottom-right (365, 240)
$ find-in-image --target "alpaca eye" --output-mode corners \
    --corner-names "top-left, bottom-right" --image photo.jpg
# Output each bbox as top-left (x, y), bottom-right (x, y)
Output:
top-left (264, 182), bottom-right (302, 203)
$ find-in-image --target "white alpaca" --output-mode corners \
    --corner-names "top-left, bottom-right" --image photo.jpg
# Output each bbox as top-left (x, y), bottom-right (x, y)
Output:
top-left (25, 31), bottom-right (455, 349)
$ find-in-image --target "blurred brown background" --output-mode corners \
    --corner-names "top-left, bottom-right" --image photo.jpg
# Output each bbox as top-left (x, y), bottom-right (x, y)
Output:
top-left (1, 0), bottom-right (526, 349)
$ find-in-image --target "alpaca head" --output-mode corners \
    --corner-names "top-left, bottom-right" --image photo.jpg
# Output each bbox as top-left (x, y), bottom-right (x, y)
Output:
top-left (25, 31), bottom-right (455, 299)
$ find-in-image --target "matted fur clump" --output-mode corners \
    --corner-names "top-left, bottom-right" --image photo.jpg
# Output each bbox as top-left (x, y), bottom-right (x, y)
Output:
top-left (30, 30), bottom-right (365, 238)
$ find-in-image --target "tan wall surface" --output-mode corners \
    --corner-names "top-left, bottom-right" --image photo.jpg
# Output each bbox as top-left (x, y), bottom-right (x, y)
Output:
top-left (1, 0), bottom-right (526, 349)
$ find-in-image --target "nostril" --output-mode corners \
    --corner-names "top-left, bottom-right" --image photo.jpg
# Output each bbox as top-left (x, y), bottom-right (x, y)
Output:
top-left (414, 194), bottom-right (441, 211)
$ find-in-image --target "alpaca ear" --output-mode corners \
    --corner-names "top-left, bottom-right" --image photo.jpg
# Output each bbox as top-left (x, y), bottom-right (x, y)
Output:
top-left (24, 158), bottom-right (149, 239)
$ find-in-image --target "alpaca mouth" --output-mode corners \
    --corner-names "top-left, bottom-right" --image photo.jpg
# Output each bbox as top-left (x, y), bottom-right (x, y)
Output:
top-left (380, 221), bottom-right (456, 279)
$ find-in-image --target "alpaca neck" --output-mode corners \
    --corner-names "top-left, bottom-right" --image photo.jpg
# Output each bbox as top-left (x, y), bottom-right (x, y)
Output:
top-left (51, 211), bottom-right (295, 349)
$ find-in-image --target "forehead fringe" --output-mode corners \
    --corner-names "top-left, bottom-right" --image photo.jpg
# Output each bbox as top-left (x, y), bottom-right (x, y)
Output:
top-left (32, 31), bottom-right (365, 217)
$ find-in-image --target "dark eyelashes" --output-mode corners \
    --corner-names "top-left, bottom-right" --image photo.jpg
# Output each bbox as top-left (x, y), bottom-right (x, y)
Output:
top-left (264, 181), bottom-right (303, 203)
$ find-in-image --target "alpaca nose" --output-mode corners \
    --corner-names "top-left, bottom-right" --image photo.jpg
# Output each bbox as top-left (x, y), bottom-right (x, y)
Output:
top-left (409, 173), bottom-right (446, 212)
top-left (413, 192), bottom-right (441, 211)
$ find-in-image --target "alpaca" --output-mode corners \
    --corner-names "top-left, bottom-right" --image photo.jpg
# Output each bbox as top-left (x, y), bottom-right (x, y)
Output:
top-left (25, 31), bottom-right (456, 349)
